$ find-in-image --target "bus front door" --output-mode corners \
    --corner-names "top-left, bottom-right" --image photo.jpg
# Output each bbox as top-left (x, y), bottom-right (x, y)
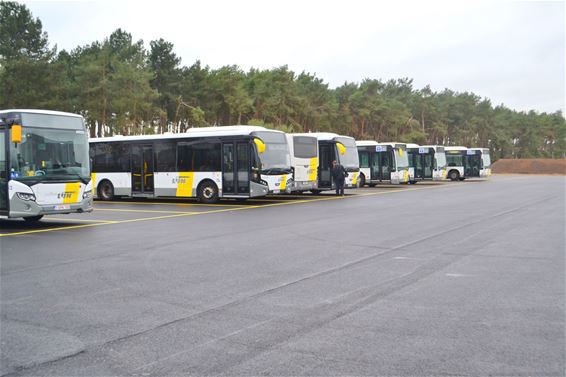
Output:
top-left (370, 152), bottom-right (381, 182)
top-left (132, 144), bottom-right (154, 194)
top-left (380, 151), bottom-right (392, 181)
top-left (414, 154), bottom-right (423, 179)
top-left (318, 143), bottom-right (333, 189)
top-left (0, 128), bottom-right (7, 214)
top-left (222, 142), bottom-right (250, 196)
top-left (464, 154), bottom-right (481, 177)
top-left (423, 153), bottom-right (433, 179)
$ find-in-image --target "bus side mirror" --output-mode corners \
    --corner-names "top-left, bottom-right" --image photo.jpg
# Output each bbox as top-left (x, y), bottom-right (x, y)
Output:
top-left (254, 138), bottom-right (265, 154)
top-left (336, 142), bottom-right (346, 155)
top-left (12, 125), bottom-right (22, 144)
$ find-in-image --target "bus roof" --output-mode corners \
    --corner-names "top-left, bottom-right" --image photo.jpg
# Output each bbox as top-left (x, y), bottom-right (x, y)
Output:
top-left (406, 143), bottom-right (420, 148)
top-left (0, 109), bottom-right (83, 119)
top-left (90, 125), bottom-right (285, 143)
top-left (469, 147), bottom-right (490, 153)
top-left (420, 145), bottom-right (445, 152)
top-left (378, 142), bottom-right (407, 148)
top-left (355, 140), bottom-right (378, 147)
top-left (444, 146), bottom-right (468, 151)
top-left (185, 125), bottom-right (284, 135)
top-left (292, 132), bottom-right (354, 142)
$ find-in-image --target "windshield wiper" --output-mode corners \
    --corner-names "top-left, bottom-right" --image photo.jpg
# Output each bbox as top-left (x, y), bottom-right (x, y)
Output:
top-left (43, 174), bottom-right (90, 185)
top-left (261, 167), bottom-right (292, 175)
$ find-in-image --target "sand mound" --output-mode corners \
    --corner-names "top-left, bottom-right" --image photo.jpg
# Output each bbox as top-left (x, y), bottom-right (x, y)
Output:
top-left (492, 159), bottom-right (566, 175)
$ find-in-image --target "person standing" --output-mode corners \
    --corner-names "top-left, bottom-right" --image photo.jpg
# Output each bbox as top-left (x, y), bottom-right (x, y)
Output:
top-left (331, 159), bottom-right (347, 196)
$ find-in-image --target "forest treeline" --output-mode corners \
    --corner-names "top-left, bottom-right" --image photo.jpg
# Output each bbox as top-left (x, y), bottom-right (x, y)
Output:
top-left (1, 2), bottom-right (564, 159)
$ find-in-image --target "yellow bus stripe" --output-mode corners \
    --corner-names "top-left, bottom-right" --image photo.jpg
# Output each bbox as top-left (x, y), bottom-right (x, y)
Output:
top-left (176, 172), bottom-right (194, 197)
top-left (63, 182), bottom-right (81, 204)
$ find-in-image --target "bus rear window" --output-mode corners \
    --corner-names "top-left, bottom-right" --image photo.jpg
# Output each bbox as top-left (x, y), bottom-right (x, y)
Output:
top-left (293, 136), bottom-right (317, 159)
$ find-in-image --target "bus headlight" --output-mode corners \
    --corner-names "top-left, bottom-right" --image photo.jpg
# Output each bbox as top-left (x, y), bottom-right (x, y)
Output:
top-left (83, 190), bottom-right (93, 199)
top-left (17, 192), bottom-right (36, 201)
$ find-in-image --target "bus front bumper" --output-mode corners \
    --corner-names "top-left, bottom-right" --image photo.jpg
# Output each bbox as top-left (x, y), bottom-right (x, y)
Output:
top-left (9, 197), bottom-right (94, 218)
top-left (289, 181), bottom-right (317, 192)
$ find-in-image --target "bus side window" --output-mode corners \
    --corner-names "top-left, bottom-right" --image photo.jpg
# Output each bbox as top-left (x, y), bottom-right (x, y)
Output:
top-left (359, 151), bottom-right (369, 168)
top-left (193, 143), bottom-right (221, 172)
top-left (177, 143), bottom-right (194, 171)
top-left (155, 142), bottom-right (175, 172)
top-left (177, 142), bottom-right (221, 172)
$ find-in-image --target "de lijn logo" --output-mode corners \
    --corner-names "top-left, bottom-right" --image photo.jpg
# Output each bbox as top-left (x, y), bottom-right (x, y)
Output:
top-left (57, 191), bottom-right (75, 199)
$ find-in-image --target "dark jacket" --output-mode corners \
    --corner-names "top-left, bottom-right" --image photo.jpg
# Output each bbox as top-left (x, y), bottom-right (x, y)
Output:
top-left (331, 164), bottom-right (347, 182)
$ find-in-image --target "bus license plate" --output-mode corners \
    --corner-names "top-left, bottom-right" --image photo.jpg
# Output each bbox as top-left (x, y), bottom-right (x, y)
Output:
top-left (53, 204), bottom-right (71, 210)
top-left (273, 190), bottom-right (280, 194)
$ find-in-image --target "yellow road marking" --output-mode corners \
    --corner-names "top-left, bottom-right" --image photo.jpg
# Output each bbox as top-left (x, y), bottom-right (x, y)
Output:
top-left (94, 208), bottom-right (199, 214)
top-left (94, 200), bottom-right (244, 207)
top-left (43, 217), bottom-right (117, 223)
top-left (1, 184), bottom-right (453, 238)
top-left (0, 213), bottom-right (202, 237)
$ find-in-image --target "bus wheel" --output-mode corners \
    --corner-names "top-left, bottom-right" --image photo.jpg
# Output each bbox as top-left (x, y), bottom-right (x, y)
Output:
top-left (198, 181), bottom-right (219, 204)
top-left (448, 170), bottom-right (460, 181)
top-left (23, 215), bottom-right (43, 222)
top-left (359, 174), bottom-right (366, 187)
top-left (98, 180), bottom-right (115, 200)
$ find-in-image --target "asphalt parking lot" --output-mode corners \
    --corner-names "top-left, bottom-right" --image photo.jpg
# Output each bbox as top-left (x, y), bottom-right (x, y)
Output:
top-left (1, 175), bottom-right (564, 376)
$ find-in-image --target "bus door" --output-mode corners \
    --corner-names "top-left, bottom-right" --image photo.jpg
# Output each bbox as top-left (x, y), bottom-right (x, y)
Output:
top-left (318, 143), bottom-right (334, 188)
top-left (132, 144), bottom-right (154, 194)
top-left (0, 127), bottom-right (7, 214)
top-left (464, 152), bottom-right (481, 177)
top-left (380, 150), bottom-right (393, 181)
top-left (222, 142), bottom-right (250, 195)
top-left (370, 151), bottom-right (381, 181)
top-left (423, 152), bottom-right (433, 178)
top-left (413, 152), bottom-right (424, 179)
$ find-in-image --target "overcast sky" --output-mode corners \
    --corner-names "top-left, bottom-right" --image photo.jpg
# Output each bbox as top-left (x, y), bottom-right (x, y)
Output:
top-left (22, 0), bottom-right (565, 114)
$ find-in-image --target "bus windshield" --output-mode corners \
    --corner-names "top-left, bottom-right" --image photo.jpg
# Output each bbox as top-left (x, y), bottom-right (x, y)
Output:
top-left (252, 131), bottom-right (291, 174)
top-left (482, 152), bottom-right (491, 168)
top-left (10, 123), bottom-right (89, 183)
top-left (435, 152), bottom-right (447, 169)
top-left (395, 148), bottom-right (409, 169)
top-left (335, 137), bottom-right (359, 169)
top-left (293, 136), bottom-right (317, 159)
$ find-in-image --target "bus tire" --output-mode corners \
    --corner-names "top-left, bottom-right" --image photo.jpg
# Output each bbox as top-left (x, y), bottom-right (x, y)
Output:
top-left (359, 174), bottom-right (366, 187)
top-left (97, 180), bottom-right (115, 200)
top-left (448, 170), bottom-right (460, 181)
top-left (198, 180), bottom-right (219, 204)
top-left (23, 215), bottom-right (43, 222)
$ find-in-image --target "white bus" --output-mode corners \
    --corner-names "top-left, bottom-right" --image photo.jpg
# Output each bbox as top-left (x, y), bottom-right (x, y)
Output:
top-left (285, 134), bottom-right (319, 192)
top-left (445, 146), bottom-right (489, 180)
top-left (90, 127), bottom-right (272, 203)
top-left (0, 109), bottom-right (93, 222)
top-left (469, 147), bottom-right (492, 178)
top-left (445, 146), bottom-right (467, 181)
top-left (406, 144), bottom-right (447, 183)
top-left (293, 133), bottom-right (359, 193)
top-left (356, 141), bottom-right (409, 185)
